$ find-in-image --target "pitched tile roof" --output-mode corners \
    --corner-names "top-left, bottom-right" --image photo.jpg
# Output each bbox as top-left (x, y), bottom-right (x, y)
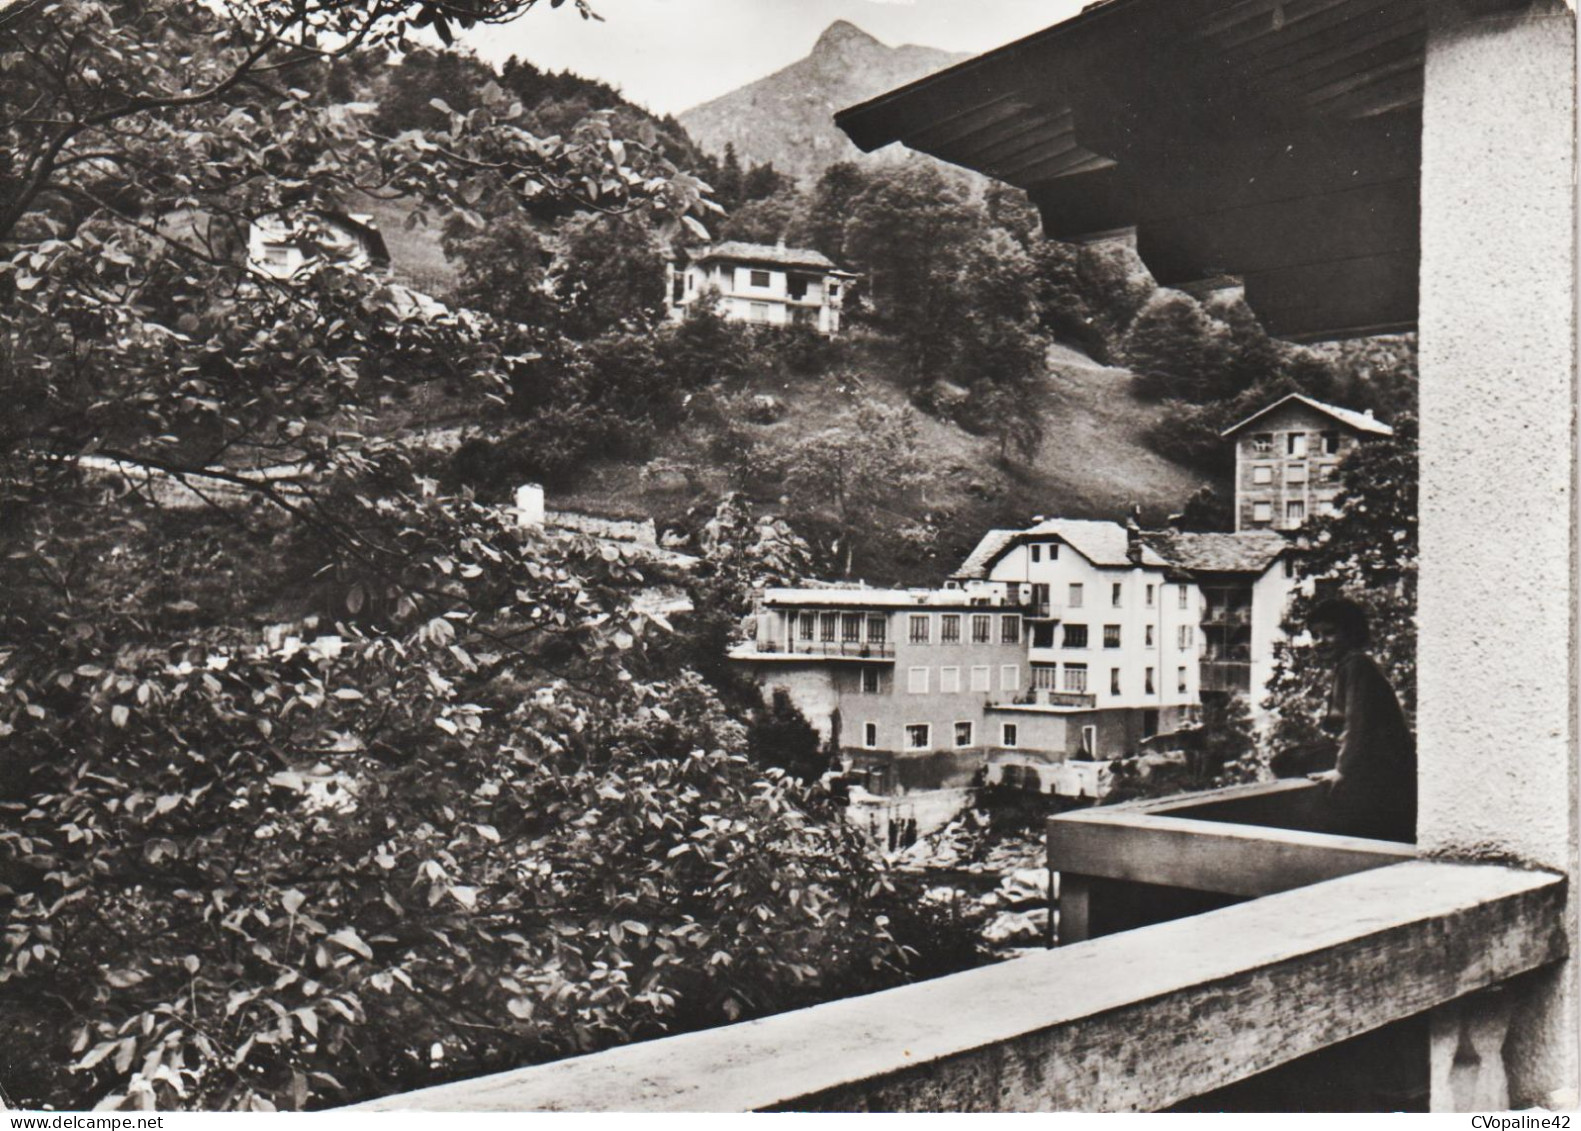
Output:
top-left (953, 519), bottom-right (1171, 578)
top-left (1141, 530), bottom-right (1291, 575)
top-left (1220, 392), bottom-right (1395, 438)
top-left (692, 241), bottom-right (838, 271)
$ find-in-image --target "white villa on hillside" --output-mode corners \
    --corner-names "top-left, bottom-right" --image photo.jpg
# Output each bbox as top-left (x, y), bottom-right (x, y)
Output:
top-left (247, 211), bottom-right (390, 279)
top-left (667, 240), bottom-right (855, 334)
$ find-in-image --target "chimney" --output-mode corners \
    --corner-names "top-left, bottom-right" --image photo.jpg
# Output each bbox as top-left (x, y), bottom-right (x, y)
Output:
top-left (1125, 504), bottom-right (1144, 565)
top-left (515, 483), bottom-right (545, 528)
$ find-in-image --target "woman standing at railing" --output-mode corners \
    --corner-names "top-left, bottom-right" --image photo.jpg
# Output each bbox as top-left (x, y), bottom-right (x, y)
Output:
top-left (1305, 596), bottom-right (1417, 843)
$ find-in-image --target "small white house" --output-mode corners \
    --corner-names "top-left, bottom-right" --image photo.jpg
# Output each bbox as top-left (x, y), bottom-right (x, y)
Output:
top-left (247, 211), bottom-right (390, 279)
top-left (667, 241), bottom-right (855, 335)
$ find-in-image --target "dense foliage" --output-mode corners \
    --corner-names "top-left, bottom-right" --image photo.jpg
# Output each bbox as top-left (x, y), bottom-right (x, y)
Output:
top-left (0, 0), bottom-right (932, 1112)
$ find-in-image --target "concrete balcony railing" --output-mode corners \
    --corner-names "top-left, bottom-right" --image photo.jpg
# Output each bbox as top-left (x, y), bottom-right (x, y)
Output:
top-left (1006, 688), bottom-right (1098, 710)
top-left (356, 779), bottom-right (1567, 1113)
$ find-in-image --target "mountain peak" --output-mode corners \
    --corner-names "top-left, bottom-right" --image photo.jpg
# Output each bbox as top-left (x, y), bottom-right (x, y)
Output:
top-left (813, 20), bottom-right (883, 54)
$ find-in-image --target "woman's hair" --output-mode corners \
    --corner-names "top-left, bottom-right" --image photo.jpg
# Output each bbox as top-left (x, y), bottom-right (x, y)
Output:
top-left (1307, 596), bottom-right (1370, 646)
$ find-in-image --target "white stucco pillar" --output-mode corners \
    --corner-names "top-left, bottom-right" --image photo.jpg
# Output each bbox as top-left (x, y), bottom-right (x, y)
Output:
top-left (1418, 0), bottom-right (1577, 1108)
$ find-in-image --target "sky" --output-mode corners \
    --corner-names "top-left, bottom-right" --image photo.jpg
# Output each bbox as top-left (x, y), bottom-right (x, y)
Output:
top-left (457, 0), bottom-right (1087, 118)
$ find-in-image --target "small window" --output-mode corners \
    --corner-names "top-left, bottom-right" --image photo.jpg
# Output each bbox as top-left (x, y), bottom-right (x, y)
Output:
top-left (820, 612), bottom-right (837, 642)
top-left (1320, 463), bottom-right (1340, 483)
top-left (1110, 667), bottom-right (1121, 695)
top-left (1253, 501), bottom-right (1273, 524)
top-left (954, 721), bottom-right (973, 748)
top-left (1064, 664), bottom-right (1088, 693)
top-left (860, 667), bottom-right (880, 694)
top-left (1001, 664), bottom-right (1019, 691)
top-left (908, 666), bottom-right (929, 694)
top-left (1103, 624), bottom-right (1121, 649)
top-left (828, 282), bottom-right (840, 298)
top-left (842, 613), bottom-right (862, 642)
top-left (1286, 500), bottom-right (1306, 523)
top-left (749, 302), bottom-right (771, 322)
top-left (909, 614), bottom-right (931, 645)
top-left (971, 614), bottom-right (992, 643)
top-left (1030, 544), bottom-right (1041, 563)
top-left (1146, 584), bottom-right (1156, 608)
top-left (1002, 723), bottom-right (1019, 748)
top-left (1178, 665), bottom-right (1189, 693)
top-left (1032, 665), bottom-right (1058, 689)
top-left (1322, 431), bottom-right (1342, 455)
top-left (1283, 556), bottom-right (1298, 579)
top-left (1081, 725), bottom-right (1098, 758)
top-left (1178, 585), bottom-right (1189, 610)
top-left (1251, 433), bottom-right (1274, 453)
top-left (799, 613), bottom-right (815, 640)
top-left (866, 615), bottom-right (886, 644)
top-left (1069, 583), bottom-right (1084, 608)
top-left (941, 614), bottom-right (961, 644)
top-left (1287, 432), bottom-right (1308, 457)
top-left (1001, 614), bottom-right (1021, 644)
top-left (1032, 623), bottom-right (1055, 648)
top-left (940, 666), bottom-right (961, 694)
top-left (1145, 624), bottom-right (1155, 647)
top-left (1143, 709), bottom-right (1160, 738)
top-left (1178, 625), bottom-right (1194, 649)
top-left (1112, 582), bottom-right (1123, 608)
top-left (906, 724), bottom-right (931, 750)
top-left (1252, 465), bottom-right (1273, 485)
top-left (1287, 463), bottom-right (1308, 485)
top-left (971, 665), bottom-right (991, 692)
top-left (863, 722), bottom-right (878, 749)
top-left (749, 269), bottom-right (771, 288)
top-left (1063, 624), bottom-right (1088, 649)
top-left (1145, 667), bottom-right (1156, 695)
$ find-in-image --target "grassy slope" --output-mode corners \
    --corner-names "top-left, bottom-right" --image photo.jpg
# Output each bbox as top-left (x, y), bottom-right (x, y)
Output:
top-left (553, 334), bottom-right (1220, 586)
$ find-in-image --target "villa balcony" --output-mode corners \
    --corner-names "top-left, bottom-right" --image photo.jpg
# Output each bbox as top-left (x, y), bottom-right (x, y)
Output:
top-left (731, 639), bottom-right (896, 662)
top-left (1202, 607), bottom-right (1253, 627)
top-left (1003, 688), bottom-right (1098, 710)
top-left (1200, 660), bottom-right (1252, 693)
top-left (357, 778), bottom-right (1565, 1113)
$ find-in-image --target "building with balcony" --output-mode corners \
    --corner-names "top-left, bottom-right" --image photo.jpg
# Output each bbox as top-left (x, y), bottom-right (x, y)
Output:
top-left (733, 519), bottom-right (1209, 797)
top-left (666, 240), bottom-right (856, 334)
top-left (1141, 528), bottom-right (1295, 723)
top-left (1222, 393), bottom-right (1395, 532)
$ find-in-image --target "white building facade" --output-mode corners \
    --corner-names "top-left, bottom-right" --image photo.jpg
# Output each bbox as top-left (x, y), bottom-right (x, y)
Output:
top-left (667, 241), bottom-right (854, 335)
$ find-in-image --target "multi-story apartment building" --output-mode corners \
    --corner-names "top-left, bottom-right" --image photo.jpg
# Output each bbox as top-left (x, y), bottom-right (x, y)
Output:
top-left (1140, 530), bottom-right (1295, 726)
top-left (666, 241), bottom-right (855, 335)
top-left (732, 520), bottom-right (1202, 796)
top-left (732, 585), bottom-right (1028, 793)
top-left (950, 519), bottom-right (1203, 769)
top-left (1221, 393), bottom-right (1393, 532)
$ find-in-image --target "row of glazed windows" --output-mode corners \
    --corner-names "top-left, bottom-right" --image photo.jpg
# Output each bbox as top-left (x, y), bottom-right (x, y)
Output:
top-left (866, 721), bottom-right (1097, 753)
top-left (1041, 582), bottom-right (1188, 610)
top-left (903, 665), bottom-right (1021, 694)
top-left (1246, 430), bottom-right (1344, 457)
top-left (1249, 462), bottom-right (1339, 485)
top-left (906, 613), bottom-right (1020, 645)
top-left (1031, 663), bottom-right (1189, 695)
top-left (1039, 624), bottom-right (1195, 650)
